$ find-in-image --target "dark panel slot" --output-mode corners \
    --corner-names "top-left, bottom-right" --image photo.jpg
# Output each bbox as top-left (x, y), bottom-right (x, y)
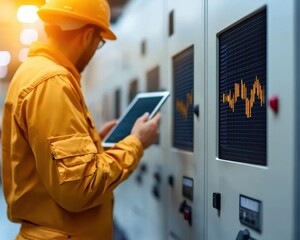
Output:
top-left (169, 10), bottom-right (174, 37)
top-left (129, 79), bottom-right (138, 103)
top-left (141, 40), bottom-right (146, 56)
top-left (147, 66), bottom-right (161, 145)
top-left (147, 66), bottom-right (160, 92)
top-left (115, 88), bottom-right (121, 119)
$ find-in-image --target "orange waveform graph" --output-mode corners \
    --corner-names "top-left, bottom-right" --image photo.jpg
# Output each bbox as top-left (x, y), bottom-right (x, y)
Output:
top-left (222, 76), bottom-right (265, 118)
top-left (176, 90), bottom-right (193, 119)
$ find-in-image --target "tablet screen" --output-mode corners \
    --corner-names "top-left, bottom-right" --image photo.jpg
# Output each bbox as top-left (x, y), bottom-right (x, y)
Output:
top-left (102, 91), bottom-right (169, 147)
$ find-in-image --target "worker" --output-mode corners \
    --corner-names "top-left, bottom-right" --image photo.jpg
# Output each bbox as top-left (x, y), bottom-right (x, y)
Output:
top-left (1, 0), bottom-right (161, 239)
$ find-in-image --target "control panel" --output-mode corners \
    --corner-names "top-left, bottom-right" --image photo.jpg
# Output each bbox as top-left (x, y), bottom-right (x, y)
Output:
top-left (239, 195), bottom-right (262, 232)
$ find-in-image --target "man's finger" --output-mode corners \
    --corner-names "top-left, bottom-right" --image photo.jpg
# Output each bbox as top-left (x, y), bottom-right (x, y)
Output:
top-left (151, 112), bottom-right (161, 123)
top-left (140, 112), bottom-right (150, 122)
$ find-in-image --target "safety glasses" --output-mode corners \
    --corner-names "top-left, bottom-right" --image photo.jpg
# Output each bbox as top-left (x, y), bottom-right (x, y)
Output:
top-left (97, 38), bottom-right (106, 49)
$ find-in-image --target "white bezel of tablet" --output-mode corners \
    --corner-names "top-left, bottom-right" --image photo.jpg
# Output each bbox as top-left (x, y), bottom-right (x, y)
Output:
top-left (102, 91), bottom-right (170, 148)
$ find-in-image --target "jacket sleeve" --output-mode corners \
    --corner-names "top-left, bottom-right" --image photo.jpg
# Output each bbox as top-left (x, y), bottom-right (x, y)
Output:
top-left (16, 75), bottom-right (144, 212)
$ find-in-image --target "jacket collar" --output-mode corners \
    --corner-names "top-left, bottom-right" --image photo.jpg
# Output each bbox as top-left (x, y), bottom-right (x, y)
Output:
top-left (28, 41), bottom-right (81, 84)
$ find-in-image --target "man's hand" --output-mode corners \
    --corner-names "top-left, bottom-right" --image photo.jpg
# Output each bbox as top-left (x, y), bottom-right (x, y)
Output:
top-left (99, 119), bottom-right (118, 139)
top-left (131, 112), bottom-right (161, 149)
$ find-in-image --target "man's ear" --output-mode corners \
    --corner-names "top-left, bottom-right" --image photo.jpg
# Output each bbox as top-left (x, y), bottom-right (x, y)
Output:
top-left (80, 27), bottom-right (95, 47)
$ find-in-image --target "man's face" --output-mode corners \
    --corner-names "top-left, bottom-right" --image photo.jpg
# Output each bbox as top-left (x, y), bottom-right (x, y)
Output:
top-left (76, 27), bottom-right (103, 73)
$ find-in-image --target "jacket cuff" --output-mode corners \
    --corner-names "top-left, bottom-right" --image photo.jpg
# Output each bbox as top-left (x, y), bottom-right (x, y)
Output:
top-left (122, 135), bottom-right (144, 160)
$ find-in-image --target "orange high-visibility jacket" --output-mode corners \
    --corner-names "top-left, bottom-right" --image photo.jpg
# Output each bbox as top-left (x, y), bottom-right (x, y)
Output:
top-left (2, 41), bottom-right (143, 239)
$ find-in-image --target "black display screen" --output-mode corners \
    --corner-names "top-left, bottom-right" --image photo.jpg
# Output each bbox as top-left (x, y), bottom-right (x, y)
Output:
top-left (218, 9), bottom-right (267, 165)
top-left (173, 46), bottom-right (194, 152)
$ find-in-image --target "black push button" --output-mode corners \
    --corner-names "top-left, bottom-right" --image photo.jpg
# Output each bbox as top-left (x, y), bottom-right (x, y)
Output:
top-left (212, 193), bottom-right (221, 211)
top-left (235, 229), bottom-right (256, 240)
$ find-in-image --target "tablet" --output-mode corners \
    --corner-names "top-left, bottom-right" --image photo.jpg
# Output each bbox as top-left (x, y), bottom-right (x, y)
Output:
top-left (102, 91), bottom-right (170, 147)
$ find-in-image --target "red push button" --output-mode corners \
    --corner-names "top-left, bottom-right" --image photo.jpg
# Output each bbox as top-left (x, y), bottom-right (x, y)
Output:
top-left (183, 207), bottom-right (192, 226)
top-left (183, 209), bottom-right (191, 221)
top-left (269, 96), bottom-right (279, 113)
top-left (179, 200), bottom-right (192, 226)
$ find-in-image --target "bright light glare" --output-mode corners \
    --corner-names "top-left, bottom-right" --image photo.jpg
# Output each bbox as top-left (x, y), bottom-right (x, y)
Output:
top-left (0, 66), bottom-right (8, 78)
top-left (20, 29), bottom-right (38, 45)
top-left (19, 48), bottom-right (30, 62)
top-left (17, 5), bottom-right (39, 23)
top-left (0, 51), bottom-right (11, 66)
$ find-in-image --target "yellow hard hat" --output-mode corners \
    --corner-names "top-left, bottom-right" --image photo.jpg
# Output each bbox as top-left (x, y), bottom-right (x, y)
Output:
top-left (37, 0), bottom-right (117, 40)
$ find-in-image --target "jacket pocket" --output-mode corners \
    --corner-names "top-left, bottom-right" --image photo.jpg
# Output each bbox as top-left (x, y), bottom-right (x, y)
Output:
top-left (48, 134), bottom-right (98, 184)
